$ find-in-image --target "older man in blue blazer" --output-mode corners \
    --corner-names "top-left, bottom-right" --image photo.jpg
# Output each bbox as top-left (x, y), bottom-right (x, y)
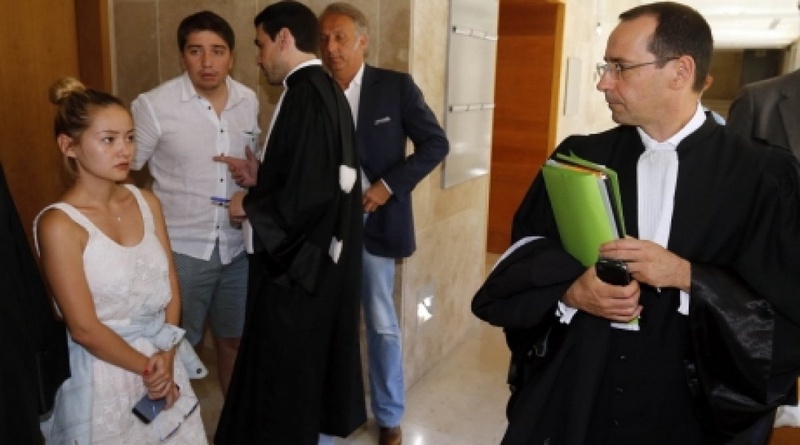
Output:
top-left (728, 68), bottom-right (800, 156)
top-left (319, 3), bottom-right (449, 445)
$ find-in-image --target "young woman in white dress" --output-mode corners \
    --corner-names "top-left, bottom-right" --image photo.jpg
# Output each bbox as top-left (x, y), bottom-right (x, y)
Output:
top-left (36, 77), bottom-right (207, 444)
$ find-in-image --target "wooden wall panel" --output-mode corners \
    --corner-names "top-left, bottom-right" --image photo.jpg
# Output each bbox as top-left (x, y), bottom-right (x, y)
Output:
top-left (0, 0), bottom-right (80, 243)
top-left (75, 0), bottom-right (112, 91)
top-left (487, 1), bottom-right (564, 252)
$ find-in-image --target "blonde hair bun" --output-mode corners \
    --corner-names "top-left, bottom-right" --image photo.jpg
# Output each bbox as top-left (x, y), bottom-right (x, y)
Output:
top-left (49, 77), bottom-right (86, 105)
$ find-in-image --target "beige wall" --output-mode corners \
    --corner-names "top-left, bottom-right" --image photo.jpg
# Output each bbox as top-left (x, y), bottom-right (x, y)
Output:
top-left (404, 0), bottom-right (489, 388)
top-left (555, 0), bottom-right (637, 144)
top-left (111, 0), bottom-right (413, 132)
top-left (110, 0), bottom-right (487, 389)
top-left (555, 0), bottom-right (756, 143)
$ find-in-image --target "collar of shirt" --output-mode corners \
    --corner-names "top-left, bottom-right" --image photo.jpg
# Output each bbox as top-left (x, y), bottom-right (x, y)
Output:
top-left (283, 59), bottom-right (323, 89)
top-left (177, 72), bottom-right (245, 110)
top-left (636, 103), bottom-right (706, 151)
top-left (343, 63), bottom-right (365, 123)
top-left (634, 103), bottom-right (704, 317)
top-left (346, 63), bottom-right (365, 92)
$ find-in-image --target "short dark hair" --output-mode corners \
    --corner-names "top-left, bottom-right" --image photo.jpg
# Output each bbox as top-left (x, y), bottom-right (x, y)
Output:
top-left (620, 1), bottom-right (712, 92)
top-left (254, 1), bottom-right (319, 54)
top-left (177, 10), bottom-right (235, 52)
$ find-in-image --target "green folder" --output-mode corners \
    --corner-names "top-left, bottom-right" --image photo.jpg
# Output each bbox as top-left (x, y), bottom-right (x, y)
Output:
top-left (541, 152), bottom-right (625, 266)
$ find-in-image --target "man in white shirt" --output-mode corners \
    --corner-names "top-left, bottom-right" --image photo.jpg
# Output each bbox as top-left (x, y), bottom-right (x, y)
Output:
top-left (131, 10), bottom-right (259, 395)
top-left (317, 4), bottom-right (449, 445)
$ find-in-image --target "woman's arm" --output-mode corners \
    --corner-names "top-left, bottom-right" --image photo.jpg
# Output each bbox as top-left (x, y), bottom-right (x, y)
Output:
top-left (144, 190), bottom-right (181, 327)
top-left (141, 190), bottom-right (181, 405)
top-left (37, 209), bottom-right (151, 375)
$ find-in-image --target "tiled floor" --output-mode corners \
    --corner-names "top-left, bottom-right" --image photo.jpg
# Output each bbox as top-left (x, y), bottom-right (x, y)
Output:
top-left (192, 321), bottom-right (510, 445)
top-left (191, 253), bottom-right (511, 444)
top-left (188, 252), bottom-right (800, 445)
top-left (337, 322), bottom-right (510, 445)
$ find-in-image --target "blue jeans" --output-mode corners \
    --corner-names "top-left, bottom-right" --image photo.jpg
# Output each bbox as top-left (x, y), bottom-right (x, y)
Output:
top-left (362, 243), bottom-right (404, 427)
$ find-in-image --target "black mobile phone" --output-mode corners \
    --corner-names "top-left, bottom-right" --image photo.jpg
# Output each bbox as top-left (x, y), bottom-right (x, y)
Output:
top-left (132, 394), bottom-right (166, 424)
top-left (595, 257), bottom-right (631, 285)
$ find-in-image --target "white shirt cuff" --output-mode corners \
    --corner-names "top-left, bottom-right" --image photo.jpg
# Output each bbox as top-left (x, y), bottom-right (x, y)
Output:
top-left (556, 301), bottom-right (578, 324)
top-left (677, 290), bottom-right (689, 316)
top-left (380, 178), bottom-right (393, 195)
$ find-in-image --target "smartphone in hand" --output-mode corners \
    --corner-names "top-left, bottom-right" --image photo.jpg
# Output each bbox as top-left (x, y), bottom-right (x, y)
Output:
top-left (595, 257), bottom-right (631, 285)
top-left (132, 394), bottom-right (166, 424)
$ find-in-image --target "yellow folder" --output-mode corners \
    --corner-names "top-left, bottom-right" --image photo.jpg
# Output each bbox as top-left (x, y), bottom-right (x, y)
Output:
top-left (541, 152), bottom-right (625, 267)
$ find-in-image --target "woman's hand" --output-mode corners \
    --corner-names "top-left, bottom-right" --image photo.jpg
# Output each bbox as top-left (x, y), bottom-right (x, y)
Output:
top-left (163, 382), bottom-right (180, 410)
top-left (143, 349), bottom-right (176, 399)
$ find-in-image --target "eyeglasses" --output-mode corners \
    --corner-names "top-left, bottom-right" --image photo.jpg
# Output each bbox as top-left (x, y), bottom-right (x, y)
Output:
top-left (155, 395), bottom-right (199, 442)
top-left (596, 57), bottom-right (679, 80)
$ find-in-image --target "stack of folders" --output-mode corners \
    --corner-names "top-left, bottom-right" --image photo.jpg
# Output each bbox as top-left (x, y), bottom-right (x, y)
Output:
top-left (542, 152), bottom-right (638, 331)
top-left (542, 152), bottom-right (626, 267)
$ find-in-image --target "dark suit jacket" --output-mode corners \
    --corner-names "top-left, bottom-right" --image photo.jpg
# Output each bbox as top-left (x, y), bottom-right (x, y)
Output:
top-left (727, 68), bottom-right (800, 157)
top-left (357, 65), bottom-right (449, 258)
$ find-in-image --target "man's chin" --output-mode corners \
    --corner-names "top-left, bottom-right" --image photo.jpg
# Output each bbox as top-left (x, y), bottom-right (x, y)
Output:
top-left (263, 75), bottom-right (282, 86)
top-left (198, 82), bottom-right (224, 92)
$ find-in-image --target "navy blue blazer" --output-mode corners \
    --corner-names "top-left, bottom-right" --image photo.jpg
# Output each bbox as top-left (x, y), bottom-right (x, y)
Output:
top-left (357, 65), bottom-right (449, 258)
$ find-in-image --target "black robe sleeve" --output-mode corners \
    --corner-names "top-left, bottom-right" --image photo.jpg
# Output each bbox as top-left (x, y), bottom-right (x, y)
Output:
top-left (472, 237), bottom-right (583, 329)
top-left (686, 145), bottom-right (800, 440)
top-left (472, 237), bottom-right (612, 444)
top-left (687, 264), bottom-right (786, 441)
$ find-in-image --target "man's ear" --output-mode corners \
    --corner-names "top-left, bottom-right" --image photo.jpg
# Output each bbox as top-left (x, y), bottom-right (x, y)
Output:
top-left (357, 32), bottom-right (369, 51)
top-left (56, 134), bottom-right (76, 158)
top-left (671, 55), bottom-right (695, 90)
top-left (278, 28), bottom-right (294, 50)
top-left (178, 49), bottom-right (187, 71)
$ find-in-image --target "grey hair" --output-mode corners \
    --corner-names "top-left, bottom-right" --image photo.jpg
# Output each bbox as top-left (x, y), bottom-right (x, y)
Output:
top-left (320, 2), bottom-right (370, 37)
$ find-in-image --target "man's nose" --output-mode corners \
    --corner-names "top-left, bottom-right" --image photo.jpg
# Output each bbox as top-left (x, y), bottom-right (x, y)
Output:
top-left (596, 72), bottom-right (613, 92)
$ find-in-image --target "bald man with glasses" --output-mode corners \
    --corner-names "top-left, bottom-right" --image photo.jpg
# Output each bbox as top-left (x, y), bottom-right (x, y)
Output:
top-left (473, 2), bottom-right (800, 444)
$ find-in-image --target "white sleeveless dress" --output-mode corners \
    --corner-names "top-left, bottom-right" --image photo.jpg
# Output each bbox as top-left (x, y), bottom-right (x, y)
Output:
top-left (37, 185), bottom-right (207, 444)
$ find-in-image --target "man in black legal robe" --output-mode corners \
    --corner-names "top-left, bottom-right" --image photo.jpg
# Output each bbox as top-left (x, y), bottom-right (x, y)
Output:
top-left (473, 3), bottom-right (800, 444)
top-left (214, 2), bottom-right (365, 444)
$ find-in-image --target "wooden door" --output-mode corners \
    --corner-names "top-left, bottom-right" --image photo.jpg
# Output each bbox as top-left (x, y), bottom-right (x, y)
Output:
top-left (487, 0), bottom-right (564, 253)
top-left (0, 0), bottom-right (108, 244)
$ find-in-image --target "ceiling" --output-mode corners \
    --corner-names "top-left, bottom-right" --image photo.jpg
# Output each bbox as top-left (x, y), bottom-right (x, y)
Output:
top-left (642, 0), bottom-right (800, 49)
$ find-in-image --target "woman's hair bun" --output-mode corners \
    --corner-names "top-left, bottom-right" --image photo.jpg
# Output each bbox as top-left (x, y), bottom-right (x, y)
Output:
top-left (49, 77), bottom-right (86, 105)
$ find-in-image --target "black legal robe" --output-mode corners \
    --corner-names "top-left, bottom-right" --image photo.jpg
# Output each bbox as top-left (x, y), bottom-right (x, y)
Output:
top-left (215, 65), bottom-right (365, 445)
top-left (474, 116), bottom-right (800, 444)
top-left (0, 163), bottom-right (69, 443)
